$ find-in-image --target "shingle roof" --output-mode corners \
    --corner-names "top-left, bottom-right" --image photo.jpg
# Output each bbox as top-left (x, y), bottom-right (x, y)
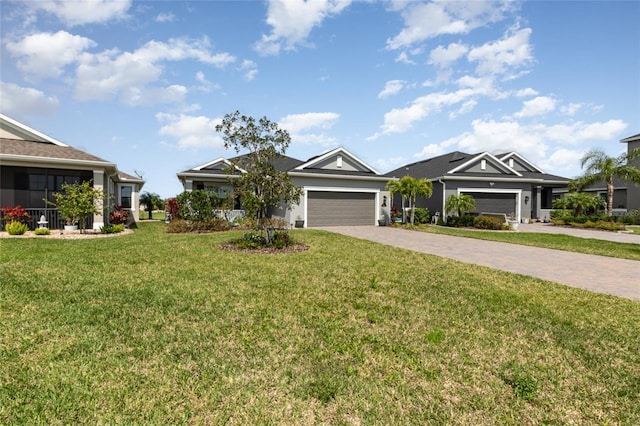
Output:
top-left (385, 150), bottom-right (570, 182)
top-left (1, 138), bottom-right (110, 163)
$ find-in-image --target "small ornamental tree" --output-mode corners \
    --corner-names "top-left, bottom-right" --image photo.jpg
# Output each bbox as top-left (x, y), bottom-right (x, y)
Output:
top-left (386, 176), bottom-right (433, 225)
top-left (445, 194), bottom-right (476, 218)
top-left (215, 111), bottom-right (302, 244)
top-left (48, 180), bottom-right (104, 231)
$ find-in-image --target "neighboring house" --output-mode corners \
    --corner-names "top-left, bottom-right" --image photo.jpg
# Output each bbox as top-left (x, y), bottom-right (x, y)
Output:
top-left (554, 133), bottom-right (640, 213)
top-left (386, 151), bottom-right (570, 222)
top-left (177, 147), bottom-right (391, 227)
top-left (0, 113), bottom-right (144, 229)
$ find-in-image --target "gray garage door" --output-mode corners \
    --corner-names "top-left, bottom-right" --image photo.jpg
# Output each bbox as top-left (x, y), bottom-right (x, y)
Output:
top-left (464, 192), bottom-right (516, 215)
top-left (307, 191), bottom-right (375, 226)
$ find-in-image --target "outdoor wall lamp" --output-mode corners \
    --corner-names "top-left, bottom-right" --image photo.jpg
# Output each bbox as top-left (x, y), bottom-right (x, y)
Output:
top-left (525, 196), bottom-right (530, 204)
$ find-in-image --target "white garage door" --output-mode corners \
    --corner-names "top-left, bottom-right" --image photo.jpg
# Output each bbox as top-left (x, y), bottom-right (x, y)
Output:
top-left (307, 191), bottom-right (375, 226)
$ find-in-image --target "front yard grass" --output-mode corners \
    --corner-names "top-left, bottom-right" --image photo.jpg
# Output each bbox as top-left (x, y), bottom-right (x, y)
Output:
top-left (1, 222), bottom-right (639, 424)
top-left (414, 224), bottom-right (640, 261)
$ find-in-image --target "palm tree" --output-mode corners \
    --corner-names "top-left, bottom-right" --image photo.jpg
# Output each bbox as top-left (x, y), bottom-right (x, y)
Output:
top-left (571, 148), bottom-right (640, 216)
top-left (386, 176), bottom-right (433, 225)
top-left (139, 192), bottom-right (163, 220)
top-left (445, 194), bottom-right (476, 217)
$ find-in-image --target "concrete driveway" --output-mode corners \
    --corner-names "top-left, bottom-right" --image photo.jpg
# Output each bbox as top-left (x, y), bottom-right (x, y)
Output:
top-left (317, 226), bottom-right (640, 301)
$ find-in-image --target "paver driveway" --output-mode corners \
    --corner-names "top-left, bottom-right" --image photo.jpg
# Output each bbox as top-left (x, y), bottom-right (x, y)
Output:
top-left (318, 226), bottom-right (640, 301)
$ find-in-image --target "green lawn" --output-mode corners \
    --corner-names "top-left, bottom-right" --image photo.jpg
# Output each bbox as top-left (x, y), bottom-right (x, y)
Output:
top-left (2, 222), bottom-right (639, 424)
top-left (413, 224), bottom-right (640, 261)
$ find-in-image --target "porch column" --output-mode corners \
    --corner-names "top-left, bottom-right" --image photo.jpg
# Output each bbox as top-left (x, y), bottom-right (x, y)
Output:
top-left (93, 170), bottom-right (105, 229)
top-left (184, 179), bottom-right (194, 192)
top-left (533, 186), bottom-right (542, 220)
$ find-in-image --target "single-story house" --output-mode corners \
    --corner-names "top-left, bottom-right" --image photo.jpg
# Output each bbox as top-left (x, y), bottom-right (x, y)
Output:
top-left (386, 151), bottom-right (571, 223)
top-left (556, 133), bottom-right (640, 213)
top-left (177, 147), bottom-right (392, 227)
top-left (0, 113), bottom-right (144, 229)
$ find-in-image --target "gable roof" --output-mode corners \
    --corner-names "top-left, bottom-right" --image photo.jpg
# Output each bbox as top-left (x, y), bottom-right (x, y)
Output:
top-left (0, 138), bottom-right (111, 164)
top-left (498, 152), bottom-right (544, 173)
top-left (386, 150), bottom-right (569, 183)
top-left (0, 113), bottom-right (68, 146)
top-left (294, 147), bottom-right (381, 175)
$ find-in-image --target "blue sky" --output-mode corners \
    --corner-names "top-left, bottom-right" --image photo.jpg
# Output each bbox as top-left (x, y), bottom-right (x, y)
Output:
top-left (1, 0), bottom-right (638, 198)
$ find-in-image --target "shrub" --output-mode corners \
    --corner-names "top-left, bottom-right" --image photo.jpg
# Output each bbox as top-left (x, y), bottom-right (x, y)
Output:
top-left (34, 228), bottom-right (51, 235)
top-left (5, 221), bottom-right (29, 235)
top-left (473, 216), bottom-right (504, 230)
top-left (166, 218), bottom-right (231, 233)
top-left (1, 205), bottom-right (31, 224)
top-left (101, 224), bottom-right (125, 234)
top-left (413, 208), bottom-right (430, 225)
top-left (175, 190), bottom-right (232, 221)
top-left (446, 214), bottom-right (475, 227)
top-left (271, 231), bottom-right (294, 249)
top-left (109, 206), bottom-right (130, 224)
top-left (235, 231), bottom-right (267, 249)
top-left (622, 209), bottom-right (640, 225)
top-left (166, 198), bottom-right (180, 219)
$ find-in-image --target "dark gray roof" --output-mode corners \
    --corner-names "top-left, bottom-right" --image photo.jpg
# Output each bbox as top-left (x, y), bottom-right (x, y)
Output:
top-left (181, 153), bottom-right (304, 175)
top-left (386, 150), bottom-right (570, 183)
top-left (385, 151), bottom-right (475, 178)
top-left (1, 138), bottom-right (110, 163)
top-left (621, 133), bottom-right (640, 143)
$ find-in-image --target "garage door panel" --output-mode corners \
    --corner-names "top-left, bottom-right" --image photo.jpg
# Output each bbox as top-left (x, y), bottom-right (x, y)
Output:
top-left (308, 191), bottom-right (375, 226)
top-left (463, 192), bottom-right (516, 215)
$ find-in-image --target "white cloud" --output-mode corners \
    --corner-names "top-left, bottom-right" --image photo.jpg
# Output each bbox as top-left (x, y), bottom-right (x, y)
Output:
top-left (386, 1), bottom-right (516, 50)
top-left (25, 0), bottom-right (132, 26)
top-left (155, 12), bottom-right (175, 23)
top-left (395, 51), bottom-right (415, 65)
top-left (468, 27), bottom-right (533, 76)
top-left (429, 42), bottom-right (468, 68)
top-left (120, 84), bottom-right (188, 106)
top-left (239, 60), bottom-right (258, 81)
top-left (254, 0), bottom-right (352, 56)
top-left (75, 37), bottom-right (235, 103)
top-left (279, 112), bottom-right (340, 146)
top-left (279, 112), bottom-right (339, 133)
top-left (515, 88), bottom-right (538, 97)
top-left (0, 82), bottom-right (59, 118)
top-left (156, 113), bottom-right (224, 150)
top-left (560, 103), bottom-right (583, 116)
top-left (514, 96), bottom-right (556, 118)
top-left (5, 30), bottom-right (96, 78)
top-left (449, 99), bottom-right (477, 119)
top-left (373, 156), bottom-right (407, 173)
top-left (378, 80), bottom-right (405, 99)
top-left (539, 148), bottom-right (586, 177)
top-left (413, 143), bottom-right (445, 159)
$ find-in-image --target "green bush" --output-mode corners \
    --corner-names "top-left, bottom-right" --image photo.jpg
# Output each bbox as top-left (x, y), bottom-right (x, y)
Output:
top-left (175, 190), bottom-right (232, 221)
top-left (34, 227), bottom-right (51, 235)
top-left (413, 208), bottom-right (430, 225)
top-left (473, 216), bottom-right (504, 230)
top-left (101, 224), bottom-right (126, 234)
top-left (166, 218), bottom-right (231, 233)
top-left (5, 221), bottom-right (29, 235)
top-left (446, 214), bottom-right (475, 227)
top-left (622, 209), bottom-right (640, 225)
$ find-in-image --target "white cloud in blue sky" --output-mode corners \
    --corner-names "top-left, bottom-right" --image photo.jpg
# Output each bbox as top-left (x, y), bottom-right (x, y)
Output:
top-left (1, 0), bottom-right (638, 198)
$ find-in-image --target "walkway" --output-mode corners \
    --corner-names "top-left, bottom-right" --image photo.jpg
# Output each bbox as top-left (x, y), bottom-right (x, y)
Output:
top-left (317, 226), bottom-right (640, 301)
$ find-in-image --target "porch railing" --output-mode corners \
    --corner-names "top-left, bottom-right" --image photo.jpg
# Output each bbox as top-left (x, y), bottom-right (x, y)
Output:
top-left (0, 208), bottom-right (93, 231)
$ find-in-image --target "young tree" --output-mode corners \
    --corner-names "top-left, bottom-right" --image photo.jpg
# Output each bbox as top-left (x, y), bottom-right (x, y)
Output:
top-left (571, 148), bottom-right (640, 216)
top-left (48, 180), bottom-right (104, 231)
top-left (565, 192), bottom-right (604, 216)
top-left (215, 111), bottom-right (302, 238)
top-left (386, 176), bottom-right (433, 225)
top-left (139, 191), bottom-right (164, 220)
top-left (445, 194), bottom-right (476, 217)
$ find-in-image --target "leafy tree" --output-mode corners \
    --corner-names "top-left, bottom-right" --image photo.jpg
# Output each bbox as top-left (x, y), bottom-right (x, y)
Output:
top-left (570, 148), bottom-right (640, 216)
top-left (47, 180), bottom-right (104, 231)
top-left (215, 111), bottom-right (302, 241)
top-left (386, 176), bottom-right (433, 225)
top-left (445, 194), bottom-right (476, 217)
top-left (139, 191), bottom-right (165, 220)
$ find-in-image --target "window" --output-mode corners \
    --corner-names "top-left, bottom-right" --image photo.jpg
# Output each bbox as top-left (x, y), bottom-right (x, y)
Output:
top-left (120, 186), bottom-right (132, 209)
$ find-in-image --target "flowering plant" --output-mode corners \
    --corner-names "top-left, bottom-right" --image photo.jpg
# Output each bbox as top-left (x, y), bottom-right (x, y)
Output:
top-left (109, 205), bottom-right (130, 225)
top-left (1, 205), bottom-right (31, 223)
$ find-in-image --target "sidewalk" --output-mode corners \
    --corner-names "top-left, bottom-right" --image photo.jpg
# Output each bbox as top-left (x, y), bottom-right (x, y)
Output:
top-left (318, 226), bottom-right (640, 301)
top-left (517, 222), bottom-right (639, 244)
